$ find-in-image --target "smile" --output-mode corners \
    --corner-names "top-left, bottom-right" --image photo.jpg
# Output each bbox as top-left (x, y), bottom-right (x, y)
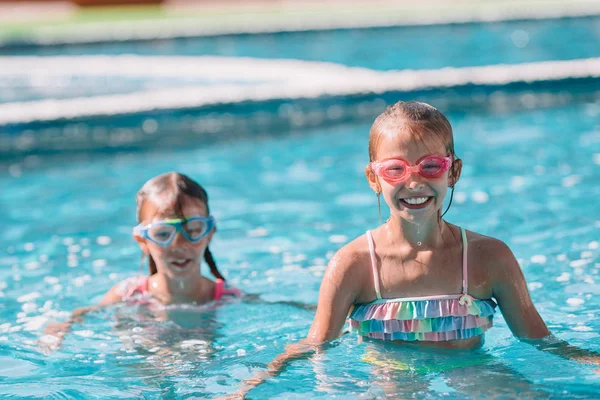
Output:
top-left (399, 196), bottom-right (433, 209)
top-left (170, 258), bottom-right (192, 269)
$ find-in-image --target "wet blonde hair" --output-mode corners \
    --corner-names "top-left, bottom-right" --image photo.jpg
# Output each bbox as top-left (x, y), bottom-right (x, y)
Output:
top-left (369, 101), bottom-right (455, 161)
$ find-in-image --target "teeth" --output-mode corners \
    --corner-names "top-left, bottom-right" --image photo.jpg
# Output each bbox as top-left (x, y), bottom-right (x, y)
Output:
top-left (404, 197), bottom-right (429, 205)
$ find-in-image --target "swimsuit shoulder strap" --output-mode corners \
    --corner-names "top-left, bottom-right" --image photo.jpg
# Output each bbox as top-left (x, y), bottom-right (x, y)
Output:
top-left (366, 230), bottom-right (382, 299)
top-left (214, 279), bottom-right (242, 300)
top-left (461, 227), bottom-right (468, 294)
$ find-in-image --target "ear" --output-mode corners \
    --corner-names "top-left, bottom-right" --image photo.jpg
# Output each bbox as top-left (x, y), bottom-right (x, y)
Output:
top-left (133, 234), bottom-right (149, 255)
top-left (448, 158), bottom-right (462, 187)
top-left (365, 164), bottom-right (381, 194)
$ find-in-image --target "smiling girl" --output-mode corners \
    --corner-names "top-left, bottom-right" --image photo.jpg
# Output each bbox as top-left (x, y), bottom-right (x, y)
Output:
top-left (43, 172), bottom-right (240, 348)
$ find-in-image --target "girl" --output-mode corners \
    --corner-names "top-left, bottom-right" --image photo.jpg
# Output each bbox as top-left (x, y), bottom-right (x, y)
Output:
top-left (232, 101), bottom-right (599, 397)
top-left (42, 172), bottom-right (241, 348)
top-left (111, 171), bottom-right (241, 307)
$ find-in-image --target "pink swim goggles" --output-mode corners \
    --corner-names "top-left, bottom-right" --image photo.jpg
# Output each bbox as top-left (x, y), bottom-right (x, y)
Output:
top-left (371, 155), bottom-right (452, 185)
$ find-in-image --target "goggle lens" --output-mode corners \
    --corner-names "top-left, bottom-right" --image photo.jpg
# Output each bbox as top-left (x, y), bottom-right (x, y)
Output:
top-left (148, 224), bottom-right (177, 244)
top-left (182, 219), bottom-right (210, 240)
top-left (419, 158), bottom-right (447, 177)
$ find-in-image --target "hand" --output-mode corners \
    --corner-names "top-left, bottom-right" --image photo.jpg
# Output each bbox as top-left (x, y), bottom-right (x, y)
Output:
top-left (38, 321), bottom-right (71, 354)
top-left (575, 355), bottom-right (600, 373)
top-left (211, 371), bottom-right (270, 400)
top-left (44, 321), bottom-right (71, 337)
top-left (212, 390), bottom-right (247, 400)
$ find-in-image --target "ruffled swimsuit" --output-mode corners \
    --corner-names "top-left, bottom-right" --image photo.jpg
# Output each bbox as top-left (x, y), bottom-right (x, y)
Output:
top-left (116, 276), bottom-right (241, 305)
top-left (349, 227), bottom-right (497, 342)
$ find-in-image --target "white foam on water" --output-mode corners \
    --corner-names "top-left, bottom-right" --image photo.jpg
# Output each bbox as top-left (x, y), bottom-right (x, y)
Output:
top-left (528, 282), bottom-right (543, 291)
top-left (247, 227), bottom-right (269, 237)
top-left (25, 316), bottom-right (48, 331)
top-left (73, 330), bottom-right (95, 337)
top-left (16, 292), bottom-right (40, 303)
top-left (570, 259), bottom-right (590, 268)
top-left (572, 325), bottom-right (593, 332)
top-left (556, 272), bottom-right (571, 282)
top-left (329, 235), bottom-right (348, 244)
top-left (566, 298), bottom-right (585, 306)
top-left (92, 259), bottom-right (107, 268)
top-left (96, 236), bottom-right (112, 246)
top-left (1, 56), bottom-right (600, 124)
top-left (335, 192), bottom-right (374, 206)
top-left (530, 255), bottom-right (547, 264)
top-left (472, 191), bottom-right (490, 204)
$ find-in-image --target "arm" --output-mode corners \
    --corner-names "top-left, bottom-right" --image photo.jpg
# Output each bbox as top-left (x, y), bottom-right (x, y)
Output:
top-left (231, 247), bottom-right (365, 399)
top-left (523, 335), bottom-right (600, 368)
top-left (242, 293), bottom-right (317, 312)
top-left (490, 240), bottom-right (549, 339)
top-left (41, 284), bottom-right (123, 351)
top-left (491, 240), bottom-right (600, 366)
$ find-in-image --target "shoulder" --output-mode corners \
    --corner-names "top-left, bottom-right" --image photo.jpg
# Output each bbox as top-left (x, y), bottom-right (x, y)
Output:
top-left (99, 276), bottom-right (146, 306)
top-left (321, 233), bottom-right (374, 300)
top-left (326, 233), bottom-right (372, 278)
top-left (464, 229), bottom-right (521, 278)
top-left (114, 276), bottom-right (149, 298)
top-left (465, 230), bottom-right (514, 258)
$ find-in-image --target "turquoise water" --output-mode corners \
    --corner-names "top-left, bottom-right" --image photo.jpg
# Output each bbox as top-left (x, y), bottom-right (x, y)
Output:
top-left (3, 16), bottom-right (600, 69)
top-left (1, 101), bottom-right (599, 398)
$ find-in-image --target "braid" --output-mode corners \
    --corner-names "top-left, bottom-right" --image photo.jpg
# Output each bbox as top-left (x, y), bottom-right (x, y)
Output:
top-left (148, 255), bottom-right (157, 275)
top-left (204, 247), bottom-right (225, 281)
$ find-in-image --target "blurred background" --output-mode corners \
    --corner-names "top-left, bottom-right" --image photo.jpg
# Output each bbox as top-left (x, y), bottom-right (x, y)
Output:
top-left (1, 0), bottom-right (599, 399)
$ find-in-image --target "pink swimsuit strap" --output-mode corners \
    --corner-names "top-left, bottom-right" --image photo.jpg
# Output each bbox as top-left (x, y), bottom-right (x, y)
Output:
top-left (349, 227), bottom-right (497, 343)
top-left (213, 278), bottom-right (242, 301)
top-left (119, 276), bottom-right (241, 302)
top-left (366, 226), bottom-right (469, 300)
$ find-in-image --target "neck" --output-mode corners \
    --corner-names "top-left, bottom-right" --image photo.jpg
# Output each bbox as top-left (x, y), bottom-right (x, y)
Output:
top-left (385, 213), bottom-right (448, 249)
top-left (149, 271), bottom-right (213, 305)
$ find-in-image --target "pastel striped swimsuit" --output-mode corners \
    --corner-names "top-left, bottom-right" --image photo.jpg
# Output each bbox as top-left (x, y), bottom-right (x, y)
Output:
top-left (117, 276), bottom-right (241, 304)
top-left (349, 228), bottom-right (497, 342)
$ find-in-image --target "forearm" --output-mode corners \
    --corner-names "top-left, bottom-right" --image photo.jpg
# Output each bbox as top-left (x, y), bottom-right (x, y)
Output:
top-left (69, 305), bottom-right (99, 321)
top-left (61, 305), bottom-right (99, 329)
top-left (43, 306), bottom-right (100, 344)
top-left (235, 340), bottom-right (324, 398)
top-left (242, 293), bottom-right (317, 312)
top-left (525, 335), bottom-right (600, 365)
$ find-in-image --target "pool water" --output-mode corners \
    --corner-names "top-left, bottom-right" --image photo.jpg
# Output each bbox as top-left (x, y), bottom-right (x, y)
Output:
top-left (3, 16), bottom-right (600, 70)
top-left (1, 100), bottom-right (599, 398)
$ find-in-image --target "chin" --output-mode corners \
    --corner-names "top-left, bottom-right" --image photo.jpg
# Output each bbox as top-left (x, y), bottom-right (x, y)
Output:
top-left (158, 263), bottom-right (200, 278)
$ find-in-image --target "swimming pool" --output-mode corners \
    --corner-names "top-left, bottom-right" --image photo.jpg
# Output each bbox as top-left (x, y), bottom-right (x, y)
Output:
top-left (1, 96), bottom-right (599, 397)
top-left (3, 16), bottom-right (600, 70)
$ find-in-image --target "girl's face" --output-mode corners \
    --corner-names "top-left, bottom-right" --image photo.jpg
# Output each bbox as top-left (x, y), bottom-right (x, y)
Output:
top-left (368, 130), bottom-right (455, 223)
top-left (136, 195), bottom-right (214, 280)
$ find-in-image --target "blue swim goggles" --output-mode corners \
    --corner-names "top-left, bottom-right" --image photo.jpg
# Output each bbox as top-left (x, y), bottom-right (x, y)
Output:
top-left (133, 216), bottom-right (215, 247)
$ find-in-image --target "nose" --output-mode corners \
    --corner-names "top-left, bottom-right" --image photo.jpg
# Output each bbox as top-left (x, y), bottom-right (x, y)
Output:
top-left (171, 230), bottom-right (188, 247)
top-left (406, 170), bottom-right (425, 190)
